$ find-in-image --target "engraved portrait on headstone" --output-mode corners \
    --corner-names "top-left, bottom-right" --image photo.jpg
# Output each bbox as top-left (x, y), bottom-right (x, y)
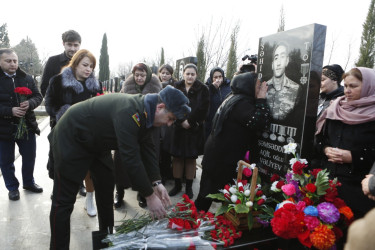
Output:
top-left (256, 24), bottom-right (326, 179)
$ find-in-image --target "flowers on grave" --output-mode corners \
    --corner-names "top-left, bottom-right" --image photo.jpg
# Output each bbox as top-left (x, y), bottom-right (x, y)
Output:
top-left (108, 194), bottom-right (242, 249)
top-left (14, 87), bottom-right (32, 139)
top-left (269, 143), bottom-right (354, 250)
top-left (207, 162), bottom-right (276, 230)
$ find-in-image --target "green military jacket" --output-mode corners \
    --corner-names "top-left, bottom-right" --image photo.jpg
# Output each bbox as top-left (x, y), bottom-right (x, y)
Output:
top-left (48, 93), bottom-right (161, 197)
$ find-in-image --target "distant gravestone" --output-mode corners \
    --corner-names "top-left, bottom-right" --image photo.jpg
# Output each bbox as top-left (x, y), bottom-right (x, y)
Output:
top-left (175, 57), bottom-right (198, 81)
top-left (256, 23), bottom-right (326, 178)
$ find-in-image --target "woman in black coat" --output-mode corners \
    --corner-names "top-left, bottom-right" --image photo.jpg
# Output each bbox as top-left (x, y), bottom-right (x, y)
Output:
top-left (45, 49), bottom-right (103, 217)
top-left (165, 63), bottom-right (209, 199)
top-left (315, 67), bottom-right (375, 219)
top-left (195, 72), bottom-right (270, 212)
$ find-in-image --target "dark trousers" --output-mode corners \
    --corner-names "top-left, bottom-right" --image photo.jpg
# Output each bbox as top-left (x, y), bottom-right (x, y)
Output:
top-left (0, 132), bottom-right (36, 191)
top-left (49, 159), bottom-right (114, 250)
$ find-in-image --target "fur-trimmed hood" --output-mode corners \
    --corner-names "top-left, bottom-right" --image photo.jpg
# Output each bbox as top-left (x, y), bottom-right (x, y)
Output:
top-left (121, 74), bottom-right (162, 94)
top-left (61, 67), bottom-right (101, 94)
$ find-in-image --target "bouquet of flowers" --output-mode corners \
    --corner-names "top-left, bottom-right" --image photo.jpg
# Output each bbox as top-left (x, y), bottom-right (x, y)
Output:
top-left (105, 194), bottom-right (243, 249)
top-left (270, 143), bottom-right (354, 250)
top-left (207, 161), bottom-right (277, 230)
top-left (14, 87), bottom-right (32, 139)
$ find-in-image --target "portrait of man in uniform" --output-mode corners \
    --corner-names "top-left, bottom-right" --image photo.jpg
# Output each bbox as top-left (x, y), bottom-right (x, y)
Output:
top-left (266, 42), bottom-right (301, 121)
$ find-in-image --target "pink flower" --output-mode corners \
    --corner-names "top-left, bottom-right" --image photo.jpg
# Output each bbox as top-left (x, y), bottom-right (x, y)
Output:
top-left (304, 216), bottom-right (320, 231)
top-left (281, 184), bottom-right (296, 196)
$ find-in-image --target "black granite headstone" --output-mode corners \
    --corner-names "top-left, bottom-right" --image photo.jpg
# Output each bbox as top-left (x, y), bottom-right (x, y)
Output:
top-left (175, 57), bottom-right (198, 81)
top-left (256, 23), bottom-right (326, 179)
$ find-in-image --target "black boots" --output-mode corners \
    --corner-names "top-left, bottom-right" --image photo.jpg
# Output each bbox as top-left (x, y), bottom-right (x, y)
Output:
top-left (114, 189), bottom-right (124, 208)
top-left (185, 179), bottom-right (193, 199)
top-left (169, 178), bottom-right (182, 196)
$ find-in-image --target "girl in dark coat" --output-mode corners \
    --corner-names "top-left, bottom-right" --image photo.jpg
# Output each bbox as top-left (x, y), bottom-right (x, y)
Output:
top-left (45, 49), bottom-right (102, 217)
top-left (315, 67), bottom-right (375, 219)
top-left (165, 63), bottom-right (209, 199)
top-left (204, 67), bottom-right (231, 141)
top-left (195, 72), bottom-right (270, 212)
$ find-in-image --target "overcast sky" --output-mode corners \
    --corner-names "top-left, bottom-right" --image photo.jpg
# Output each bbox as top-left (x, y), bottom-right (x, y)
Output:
top-left (1, 0), bottom-right (371, 75)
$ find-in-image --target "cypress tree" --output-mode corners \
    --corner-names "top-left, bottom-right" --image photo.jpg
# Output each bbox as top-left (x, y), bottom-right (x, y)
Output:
top-left (196, 35), bottom-right (206, 82)
top-left (356, 0), bottom-right (375, 68)
top-left (160, 47), bottom-right (165, 66)
top-left (99, 33), bottom-right (110, 82)
top-left (226, 26), bottom-right (238, 80)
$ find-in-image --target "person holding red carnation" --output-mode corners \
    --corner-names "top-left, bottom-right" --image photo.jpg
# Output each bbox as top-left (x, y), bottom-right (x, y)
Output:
top-left (0, 48), bottom-right (43, 201)
top-left (316, 67), bottom-right (375, 219)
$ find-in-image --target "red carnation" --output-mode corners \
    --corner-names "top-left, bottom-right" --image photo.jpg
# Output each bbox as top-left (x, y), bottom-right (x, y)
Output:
top-left (256, 190), bottom-right (263, 196)
top-left (292, 161), bottom-right (307, 175)
top-left (303, 197), bottom-right (313, 206)
top-left (333, 198), bottom-right (346, 209)
top-left (305, 183), bottom-right (317, 193)
top-left (243, 167), bottom-right (252, 177)
top-left (310, 168), bottom-right (322, 178)
top-left (276, 180), bottom-right (285, 189)
top-left (270, 174), bottom-right (280, 182)
top-left (257, 199), bottom-right (265, 206)
top-left (14, 87), bottom-right (32, 96)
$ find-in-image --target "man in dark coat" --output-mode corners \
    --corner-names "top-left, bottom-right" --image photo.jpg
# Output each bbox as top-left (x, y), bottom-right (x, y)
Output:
top-left (49, 85), bottom-right (190, 250)
top-left (0, 48), bottom-right (43, 201)
top-left (40, 30), bottom-right (86, 195)
top-left (40, 30), bottom-right (81, 98)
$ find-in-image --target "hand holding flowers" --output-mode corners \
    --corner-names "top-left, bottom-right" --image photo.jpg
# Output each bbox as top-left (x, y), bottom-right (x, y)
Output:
top-left (14, 87), bottom-right (32, 139)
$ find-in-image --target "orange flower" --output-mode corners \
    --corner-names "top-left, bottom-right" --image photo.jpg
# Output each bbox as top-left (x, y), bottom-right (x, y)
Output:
top-left (339, 206), bottom-right (354, 220)
top-left (310, 225), bottom-right (335, 250)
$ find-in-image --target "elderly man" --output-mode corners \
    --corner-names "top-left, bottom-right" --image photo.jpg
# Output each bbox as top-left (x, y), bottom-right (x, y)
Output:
top-left (266, 42), bottom-right (301, 121)
top-left (49, 85), bottom-right (190, 250)
top-left (0, 48), bottom-right (43, 201)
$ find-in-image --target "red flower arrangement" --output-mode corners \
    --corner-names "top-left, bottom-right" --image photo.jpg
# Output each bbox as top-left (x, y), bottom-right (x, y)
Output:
top-left (14, 87), bottom-right (32, 139)
top-left (269, 143), bottom-right (354, 250)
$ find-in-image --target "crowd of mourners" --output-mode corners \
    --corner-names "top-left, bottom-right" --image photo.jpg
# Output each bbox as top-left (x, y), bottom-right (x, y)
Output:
top-left (0, 29), bottom-right (374, 249)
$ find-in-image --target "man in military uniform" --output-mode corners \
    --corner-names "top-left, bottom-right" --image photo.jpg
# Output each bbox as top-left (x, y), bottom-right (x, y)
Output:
top-left (266, 42), bottom-right (301, 121)
top-left (49, 86), bottom-right (190, 250)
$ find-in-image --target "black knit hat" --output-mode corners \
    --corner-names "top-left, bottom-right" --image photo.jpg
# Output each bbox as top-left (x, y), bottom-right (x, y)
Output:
top-left (322, 64), bottom-right (344, 85)
top-left (159, 85), bottom-right (191, 119)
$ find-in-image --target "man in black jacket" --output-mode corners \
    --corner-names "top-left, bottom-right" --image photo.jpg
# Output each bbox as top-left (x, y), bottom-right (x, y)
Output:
top-left (40, 30), bottom-right (81, 98)
top-left (40, 30), bottom-right (86, 195)
top-left (0, 48), bottom-right (43, 201)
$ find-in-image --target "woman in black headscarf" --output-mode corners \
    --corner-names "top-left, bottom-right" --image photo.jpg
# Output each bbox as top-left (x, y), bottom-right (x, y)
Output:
top-left (195, 72), bottom-right (270, 212)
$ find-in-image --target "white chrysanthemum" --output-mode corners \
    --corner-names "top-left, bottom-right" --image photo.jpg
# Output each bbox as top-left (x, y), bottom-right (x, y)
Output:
top-left (250, 163), bottom-right (256, 169)
top-left (271, 181), bottom-right (281, 192)
top-left (256, 184), bottom-right (262, 189)
top-left (284, 143), bottom-right (297, 154)
top-left (246, 201), bottom-right (253, 207)
top-left (229, 187), bottom-right (237, 194)
top-left (299, 158), bottom-right (308, 164)
top-left (231, 195), bottom-right (238, 203)
top-left (261, 195), bottom-right (267, 201)
top-left (244, 190), bottom-right (251, 196)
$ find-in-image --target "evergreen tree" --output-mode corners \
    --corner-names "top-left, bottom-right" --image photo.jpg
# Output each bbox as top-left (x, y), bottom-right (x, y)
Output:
top-left (0, 23), bottom-right (10, 48)
top-left (226, 26), bottom-right (239, 80)
top-left (277, 5), bottom-right (285, 32)
top-left (13, 36), bottom-right (42, 76)
top-left (356, 0), bottom-right (375, 68)
top-left (99, 33), bottom-right (110, 82)
top-left (196, 35), bottom-right (206, 82)
top-left (160, 47), bottom-right (165, 66)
